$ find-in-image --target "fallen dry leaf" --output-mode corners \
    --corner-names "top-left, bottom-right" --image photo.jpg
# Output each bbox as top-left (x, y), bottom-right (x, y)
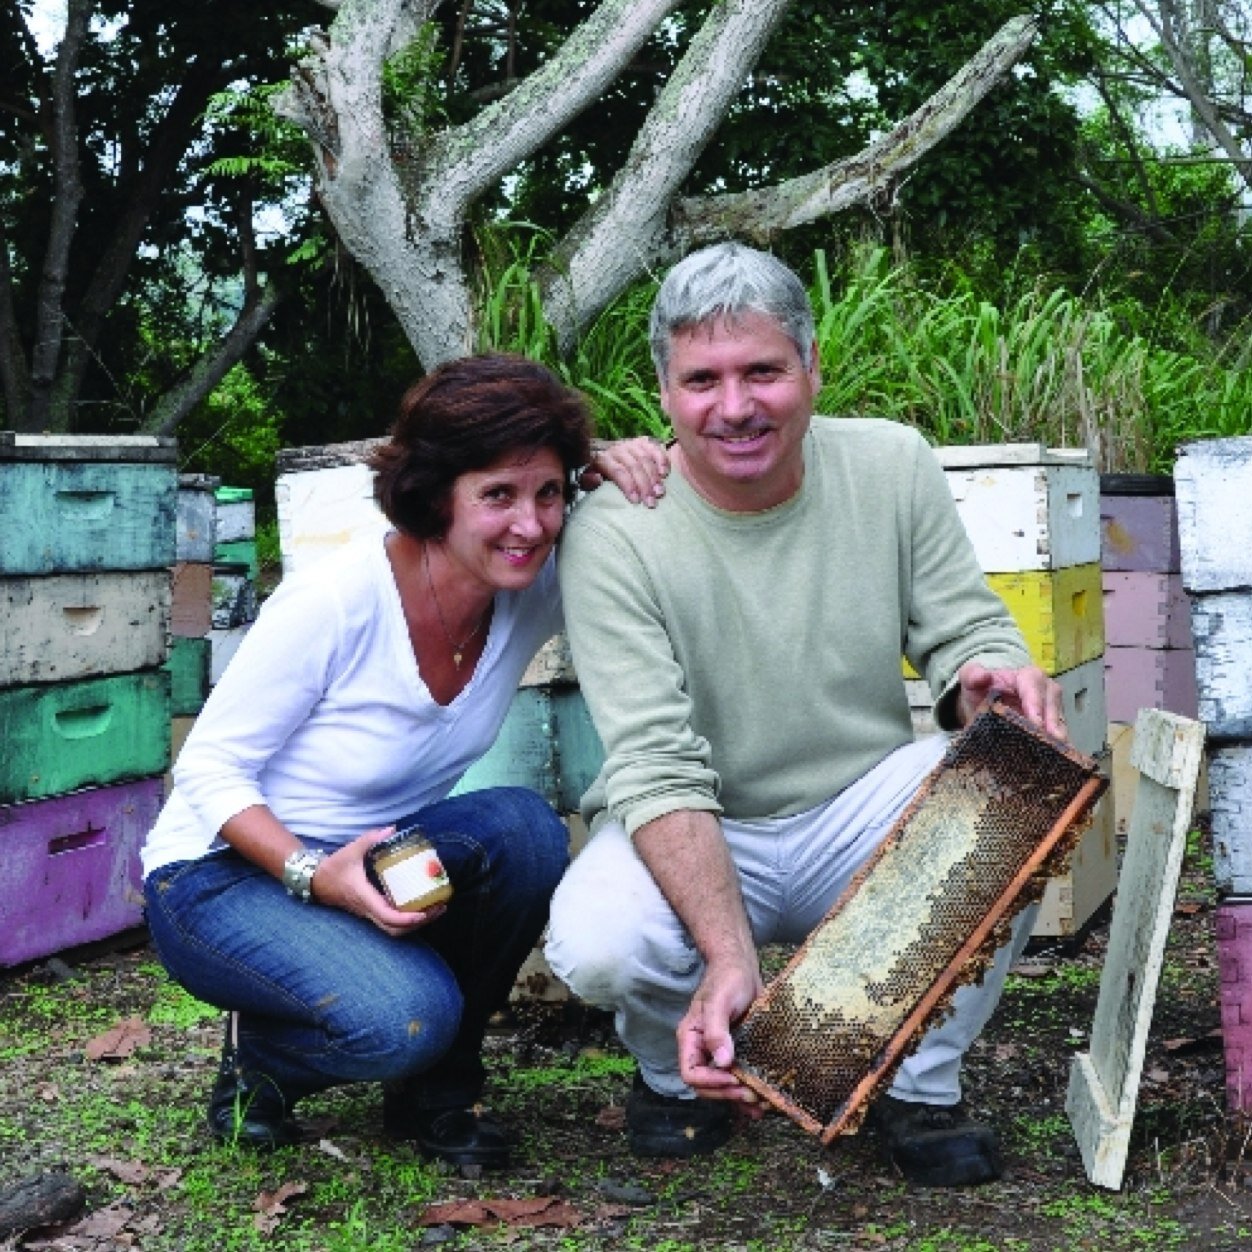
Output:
top-left (87, 1157), bottom-right (150, 1185)
top-left (254, 1180), bottom-right (308, 1235)
top-left (1163, 1029), bottom-right (1223, 1054)
top-left (84, 1018), bottom-right (151, 1062)
top-left (316, 1138), bottom-right (350, 1161)
top-left (68, 1203), bottom-right (133, 1237)
top-left (419, 1196), bottom-right (582, 1230)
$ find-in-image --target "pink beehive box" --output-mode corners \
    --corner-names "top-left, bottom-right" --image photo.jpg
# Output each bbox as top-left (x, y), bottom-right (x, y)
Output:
top-left (0, 776), bottom-right (162, 966)
top-left (1103, 645), bottom-right (1197, 723)
top-left (1102, 571), bottom-right (1193, 650)
top-left (1217, 899), bottom-right (1252, 1113)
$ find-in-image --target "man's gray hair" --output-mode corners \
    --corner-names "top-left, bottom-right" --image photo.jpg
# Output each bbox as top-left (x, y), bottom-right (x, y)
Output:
top-left (649, 242), bottom-right (816, 381)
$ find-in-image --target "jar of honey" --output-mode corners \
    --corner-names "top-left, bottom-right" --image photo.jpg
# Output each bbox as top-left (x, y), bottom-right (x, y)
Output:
top-left (365, 825), bottom-right (454, 912)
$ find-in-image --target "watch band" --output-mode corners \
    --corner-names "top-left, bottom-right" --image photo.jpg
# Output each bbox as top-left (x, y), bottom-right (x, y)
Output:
top-left (282, 848), bottom-right (324, 903)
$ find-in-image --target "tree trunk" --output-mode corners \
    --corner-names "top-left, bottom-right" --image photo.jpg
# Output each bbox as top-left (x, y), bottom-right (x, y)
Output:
top-left (282, 1), bottom-right (1038, 369)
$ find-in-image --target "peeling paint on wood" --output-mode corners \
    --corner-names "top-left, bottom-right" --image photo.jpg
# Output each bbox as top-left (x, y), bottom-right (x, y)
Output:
top-left (1190, 592), bottom-right (1252, 741)
top-left (1175, 436), bottom-right (1252, 593)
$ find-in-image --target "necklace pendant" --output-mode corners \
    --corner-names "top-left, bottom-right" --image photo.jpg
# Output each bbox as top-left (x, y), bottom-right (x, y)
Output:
top-left (452, 650), bottom-right (463, 669)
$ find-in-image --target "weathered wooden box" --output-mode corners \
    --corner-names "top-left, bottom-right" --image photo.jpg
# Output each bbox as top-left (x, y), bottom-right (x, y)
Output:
top-left (986, 563), bottom-right (1105, 675)
top-left (1034, 796), bottom-right (1118, 938)
top-left (1100, 476), bottom-right (1179, 573)
top-left (453, 684), bottom-right (603, 814)
top-left (1216, 898), bottom-right (1252, 1112)
top-left (1209, 746), bottom-right (1252, 897)
top-left (214, 485), bottom-right (256, 543)
top-left (275, 440), bottom-right (387, 575)
top-left (934, 444), bottom-right (1099, 573)
top-left (163, 636), bottom-right (212, 717)
top-left (906, 656), bottom-right (1105, 758)
top-left (214, 538), bottom-right (258, 579)
top-left (0, 570), bottom-right (170, 687)
top-left (0, 434), bottom-right (177, 575)
top-left (1103, 645), bottom-right (1198, 724)
top-left (0, 670), bottom-right (171, 804)
top-left (176, 474), bottom-right (218, 563)
top-left (1175, 436), bottom-right (1252, 593)
top-left (0, 776), bottom-right (162, 966)
top-left (1190, 592), bottom-right (1252, 741)
top-left (211, 562), bottom-right (257, 629)
top-left (170, 562), bottom-right (213, 638)
top-left (1103, 572), bottom-right (1192, 650)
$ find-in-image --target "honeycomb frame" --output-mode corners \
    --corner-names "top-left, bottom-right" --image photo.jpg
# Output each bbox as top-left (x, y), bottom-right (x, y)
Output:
top-left (731, 700), bottom-right (1108, 1144)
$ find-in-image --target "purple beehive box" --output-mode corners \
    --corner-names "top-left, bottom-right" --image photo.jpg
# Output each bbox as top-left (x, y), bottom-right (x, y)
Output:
top-left (1103, 645), bottom-right (1198, 723)
top-left (1100, 475), bottom-right (1180, 573)
top-left (0, 776), bottom-right (162, 966)
top-left (1102, 572), bottom-right (1193, 650)
top-left (1217, 899), bottom-right (1252, 1113)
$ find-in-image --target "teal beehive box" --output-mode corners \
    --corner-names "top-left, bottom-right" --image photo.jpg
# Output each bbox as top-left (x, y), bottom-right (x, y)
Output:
top-left (163, 636), bottom-right (212, 716)
top-left (0, 433), bottom-right (177, 575)
top-left (0, 670), bottom-right (172, 803)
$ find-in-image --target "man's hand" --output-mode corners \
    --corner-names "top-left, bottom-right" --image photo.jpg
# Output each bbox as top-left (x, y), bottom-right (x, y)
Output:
top-left (956, 661), bottom-right (1068, 741)
top-left (579, 437), bottom-right (670, 506)
top-left (676, 959), bottom-right (767, 1114)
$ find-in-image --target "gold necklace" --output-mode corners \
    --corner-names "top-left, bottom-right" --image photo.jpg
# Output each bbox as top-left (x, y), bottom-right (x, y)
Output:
top-left (423, 544), bottom-right (487, 669)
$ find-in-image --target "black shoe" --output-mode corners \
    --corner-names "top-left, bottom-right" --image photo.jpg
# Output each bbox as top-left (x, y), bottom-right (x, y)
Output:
top-left (869, 1095), bottom-right (1002, 1186)
top-left (383, 1090), bottom-right (512, 1169)
top-left (625, 1072), bottom-right (733, 1159)
top-left (207, 1024), bottom-right (301, 1151)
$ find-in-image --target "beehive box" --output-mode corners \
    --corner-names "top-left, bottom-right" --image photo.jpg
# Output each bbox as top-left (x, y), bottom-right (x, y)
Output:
top-left (905, 657), bottom-right (1105, 757)
top-left (211, 562), bottom-right (257, 629)
top-left (986, 564), bottom-right (1105, 675)
top-left (170, 562), bottom-right (213, 638)
top-left (1034, 796), bottom-right (1118, 938)
top-left (0, 433), bottom-right (177, 575)
top-left (214, 485), bottom-right (256, 544)
top-left (164, 636), bottom-right (212, 717)
top-left (0, 570), bottom-right (170, 686)
top-left (1209, 746), bottom-right (1252, 897)
top-left (934, 444), bottom-right (1099, 572)
top-left (1100, 475), bottom-right (1179, 573)
top-left (1189, 592), bottom-right (1252, 742)
top-left (275, 439), bottom-right (387, 575)
top-left (176, 474), bottom-right (218, 564)
top-left (1216, 898), bottom-right (1252, 1113)
top-left (0, 670), bottom-right (171, 804)
top-left (1103, 645), bottom-right (1198, 724)
top-left (1175, 437), bottom-right (1252, 593)
top-left (1103, 572), bottom-right (1192, 650)
top-left (0, 776), bottom-right (162, 966)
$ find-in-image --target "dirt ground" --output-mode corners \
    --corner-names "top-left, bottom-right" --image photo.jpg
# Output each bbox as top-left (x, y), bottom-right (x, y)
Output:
top-left (2, 837), bottom-right (1252, 1252)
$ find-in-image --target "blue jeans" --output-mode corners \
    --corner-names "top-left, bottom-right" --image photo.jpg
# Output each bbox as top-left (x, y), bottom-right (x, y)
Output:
top-left (144, 787), bottom-right (568, 1110)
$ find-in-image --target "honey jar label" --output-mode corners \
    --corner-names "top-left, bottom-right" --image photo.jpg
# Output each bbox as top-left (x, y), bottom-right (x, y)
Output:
top-left (377, 847), bottom-right (451, 909)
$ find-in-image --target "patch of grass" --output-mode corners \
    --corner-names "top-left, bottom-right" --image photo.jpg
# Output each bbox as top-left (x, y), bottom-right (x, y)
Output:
top-left (1008, 1112), bottom-right (1072, 1157)
top-left (502, 1049), bottom-right (635, 1093)
top-left (146, 976), bottom-right (219, 1029)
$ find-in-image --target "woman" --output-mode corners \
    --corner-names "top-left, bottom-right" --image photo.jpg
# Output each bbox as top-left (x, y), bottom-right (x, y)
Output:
top-left (141, 354), bottom-right (667, 1167)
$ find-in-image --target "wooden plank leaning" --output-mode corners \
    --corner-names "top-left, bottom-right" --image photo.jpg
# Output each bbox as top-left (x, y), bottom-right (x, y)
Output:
top-left (1066, 708), bottom-right (1206, 1190)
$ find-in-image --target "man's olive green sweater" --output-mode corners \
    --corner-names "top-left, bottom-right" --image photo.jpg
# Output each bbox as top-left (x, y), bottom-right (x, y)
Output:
top-left (558, 417), bottom-right (1032, 836)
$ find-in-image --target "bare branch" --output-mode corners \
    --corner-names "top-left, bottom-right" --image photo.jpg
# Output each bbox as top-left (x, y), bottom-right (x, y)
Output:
top-left (0, 219), bottom-right (31, 426)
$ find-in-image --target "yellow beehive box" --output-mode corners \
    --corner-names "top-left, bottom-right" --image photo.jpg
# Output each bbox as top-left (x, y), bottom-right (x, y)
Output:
top-left (987, 563), bottom-right (1105, 676)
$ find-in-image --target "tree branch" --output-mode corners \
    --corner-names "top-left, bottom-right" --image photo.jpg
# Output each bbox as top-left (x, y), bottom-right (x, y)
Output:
top-left (672, 16), bottom-right (1039, 247)
top-left (143, 282), bottom-right (288, 437)
top-left (0, 219), bottom-right (32, 426)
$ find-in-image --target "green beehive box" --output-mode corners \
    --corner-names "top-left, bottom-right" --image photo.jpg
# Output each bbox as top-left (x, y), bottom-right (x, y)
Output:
top-left (0, 670), bottom-right (171, 804)
top-left (0, 434), bottom-right (177, 575)
top-left (163, 636), bottom-right (212, 716)
top-left (213, 538), bottom-right (259, 579)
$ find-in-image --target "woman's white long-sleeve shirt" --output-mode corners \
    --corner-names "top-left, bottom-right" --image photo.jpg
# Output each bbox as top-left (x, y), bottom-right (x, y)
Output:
top-left (141, 532), bottom-right (561, 876)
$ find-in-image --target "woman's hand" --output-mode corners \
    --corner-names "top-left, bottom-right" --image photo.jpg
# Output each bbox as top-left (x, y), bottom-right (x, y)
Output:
top-left (580, 437), bottom-right (670, 507)
top-left (311, 826), bottom-right (447, 938)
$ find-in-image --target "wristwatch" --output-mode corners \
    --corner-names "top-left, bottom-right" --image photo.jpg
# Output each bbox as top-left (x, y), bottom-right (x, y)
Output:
top-left (282, 848), bottom-right (325, 903)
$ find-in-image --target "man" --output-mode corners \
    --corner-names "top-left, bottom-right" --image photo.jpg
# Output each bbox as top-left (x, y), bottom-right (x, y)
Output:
top-left (546, 242), bottom-right (1066, 1187)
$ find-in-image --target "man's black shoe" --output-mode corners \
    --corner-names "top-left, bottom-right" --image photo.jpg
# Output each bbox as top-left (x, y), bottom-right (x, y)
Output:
top-left (625, 1072), bottom-right (732, 1159)
top-left (207, 1029), bottom-right (301, 1150)
top-left (383, 1091), bottom-right (512, 1169)
top-left (869, 1094), bottom-right (1003, 1186)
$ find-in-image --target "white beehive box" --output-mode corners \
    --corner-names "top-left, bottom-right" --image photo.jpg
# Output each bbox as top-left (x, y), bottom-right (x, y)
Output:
top-left (933, 443), bottom-right (1099, 573)
top-left (1175, 436), bottom-right (1252, 593)
top-left (275, 439), bottom-right (388, 575)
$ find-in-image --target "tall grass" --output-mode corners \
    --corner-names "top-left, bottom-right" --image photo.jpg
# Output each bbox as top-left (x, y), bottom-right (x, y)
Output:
top-left (475, 236), bottom-right (1252, 472)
